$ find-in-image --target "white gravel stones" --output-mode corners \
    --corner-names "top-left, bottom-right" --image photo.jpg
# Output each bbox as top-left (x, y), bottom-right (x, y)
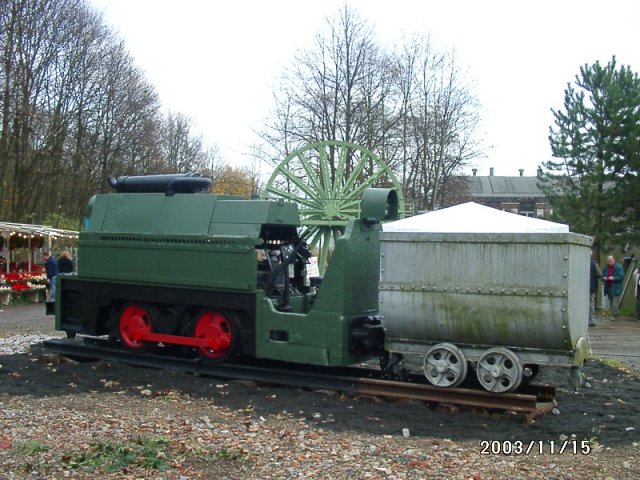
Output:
top-left (0, 332), bottom-right (63, 355)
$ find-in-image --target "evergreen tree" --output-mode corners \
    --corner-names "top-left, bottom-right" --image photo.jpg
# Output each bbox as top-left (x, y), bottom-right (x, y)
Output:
top-left (539, 57), bottom-right (640, 259)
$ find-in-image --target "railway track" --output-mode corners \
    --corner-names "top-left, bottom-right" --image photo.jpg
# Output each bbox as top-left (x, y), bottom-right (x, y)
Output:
top-left (42, 338), bottom-right (556, 421)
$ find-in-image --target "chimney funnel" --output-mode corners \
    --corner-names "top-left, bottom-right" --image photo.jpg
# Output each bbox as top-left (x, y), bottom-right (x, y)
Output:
top-left (519, 169), bottom-right (524, 177)
top-left (472, 168), bottom-right (477, 176)
top-left (489, 167), bottom-right (494, 176)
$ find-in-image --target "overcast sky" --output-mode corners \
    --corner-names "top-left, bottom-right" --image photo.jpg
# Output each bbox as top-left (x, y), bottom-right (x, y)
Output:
top-left (89, 0), bottom-right (640, 177)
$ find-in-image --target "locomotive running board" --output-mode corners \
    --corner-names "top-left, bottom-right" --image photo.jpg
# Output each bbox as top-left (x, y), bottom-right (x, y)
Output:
top-left (42, 338), bottom-right (556, 419)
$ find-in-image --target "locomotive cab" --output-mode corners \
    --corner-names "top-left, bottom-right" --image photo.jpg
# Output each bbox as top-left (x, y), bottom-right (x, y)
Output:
top-left (253, 188), bottom-right (398, 366)
top-left (256, 224), bottom-right (313, 312)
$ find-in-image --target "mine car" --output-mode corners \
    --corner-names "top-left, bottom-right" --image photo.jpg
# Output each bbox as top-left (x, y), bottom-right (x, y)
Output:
top-left (380, 208), bottom-right (591, 392)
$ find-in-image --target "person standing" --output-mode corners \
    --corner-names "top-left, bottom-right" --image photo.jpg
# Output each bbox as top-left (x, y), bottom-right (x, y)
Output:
top-left (601, 255), bottom-right (624, 319)
top-left (43, 251), bottom-right (59, 301)
top-left (589, 254), bottom-right (600, 327)
top-left (57, 250), bottom-right (74, 274)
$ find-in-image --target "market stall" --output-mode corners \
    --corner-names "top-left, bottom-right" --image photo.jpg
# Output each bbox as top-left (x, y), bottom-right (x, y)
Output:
top-left (0, 221), bottom-right (79, 304)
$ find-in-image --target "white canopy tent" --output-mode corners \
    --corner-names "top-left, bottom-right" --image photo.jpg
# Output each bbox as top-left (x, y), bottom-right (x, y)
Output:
top-left (0, 221), bottom-right (79, 273)
top-left (383, 202), bottom-right (569, 233)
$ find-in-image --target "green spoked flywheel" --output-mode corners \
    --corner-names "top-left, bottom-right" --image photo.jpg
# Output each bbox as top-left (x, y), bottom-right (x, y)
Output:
top-left (262, 140), bottom-right (405, 274)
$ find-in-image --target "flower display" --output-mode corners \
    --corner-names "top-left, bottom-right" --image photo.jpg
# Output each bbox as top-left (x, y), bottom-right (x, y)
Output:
top-left (0, 272), bottom-right (48, 296)
top-left (29, 274), bottom-right (48, 284)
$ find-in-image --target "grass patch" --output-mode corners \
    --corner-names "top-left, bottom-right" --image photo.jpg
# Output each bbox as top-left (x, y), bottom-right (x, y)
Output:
top-left (591, 356), bottom-right (634, 374)
top-left (599, 357), bottom-right (628, 370)
top-left (16, 440), bottom-right (50, 455)
top-left (61, 436), bottom-right (171, 473)
top-left (211, 448), bottom-right (251, 463)
top-left (16, 441), bottom-right (51, 474)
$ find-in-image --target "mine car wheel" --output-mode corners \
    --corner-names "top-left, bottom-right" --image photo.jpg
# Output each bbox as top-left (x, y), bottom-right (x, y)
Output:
top-left (422, 343), bottom-right (468, 388)
top-left (475, 347), bottom-right (523, 393)
top-left (192, 310), bottom-right (240, 363)
top-left (117, 303), bottom-right (158, 353)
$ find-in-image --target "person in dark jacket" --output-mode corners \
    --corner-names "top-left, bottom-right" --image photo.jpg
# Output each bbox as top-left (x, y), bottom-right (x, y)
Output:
top-left (589, 254), bottom-right (600, 327)
top-left (57, 250), bottom-right (74, 274)
top-left (43, 251), bottom-right (59, 300)
top-left (601, 255), bottom-right (624, 319)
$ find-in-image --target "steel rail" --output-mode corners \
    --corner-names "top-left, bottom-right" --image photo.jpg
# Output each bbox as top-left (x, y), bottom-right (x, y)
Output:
top-left (355, 378), bottom-right (552, 414)
top-left (43, 338), bottom-right (555, 417)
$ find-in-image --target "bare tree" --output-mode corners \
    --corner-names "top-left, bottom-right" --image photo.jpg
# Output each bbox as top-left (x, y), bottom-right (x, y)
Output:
top-left (256, 7), bottom-right (482, 211)
top-left (157, 111), bottom-right (209, 173)
top-left (255, 91), bottom-right (299, 170)
top-left (394, 36), bottom-right (481, 210)
top-left (259, 6), bottom-right (396, 189)
top-left (200, 144), bottom-right (225, 182)
top-left (3, 1), bottom-right (97, 219)
top-left (0, 0), bottom-right (222, 226)
top-left (34, 1), bottom-right (108, 222)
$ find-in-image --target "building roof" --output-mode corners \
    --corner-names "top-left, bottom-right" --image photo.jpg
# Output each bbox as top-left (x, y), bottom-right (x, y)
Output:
top-left (467, 175), bottom-right (545, 198)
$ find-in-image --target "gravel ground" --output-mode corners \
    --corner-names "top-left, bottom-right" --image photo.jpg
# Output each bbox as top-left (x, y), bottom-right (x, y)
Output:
top-left (1, 305), bottom-right (639, 479)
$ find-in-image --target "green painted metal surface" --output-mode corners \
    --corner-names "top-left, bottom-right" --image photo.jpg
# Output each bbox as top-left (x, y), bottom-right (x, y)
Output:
top-left (80, 193), bottom-right (300, 291)
top-left (80, 233), bottom-right (257, 290)
top-left (254, 217), bottom-right (383, 366)
top-left (86, 193), bottom-right (300, 236)
top-left (210, 199), bottom-right (300, 233)
top-left (62, 182), bottom-right (388, 368)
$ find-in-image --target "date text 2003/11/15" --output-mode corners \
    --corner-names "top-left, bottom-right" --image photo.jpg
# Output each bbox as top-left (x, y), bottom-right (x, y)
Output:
top-left (480, 440), bottom-right (591, 455)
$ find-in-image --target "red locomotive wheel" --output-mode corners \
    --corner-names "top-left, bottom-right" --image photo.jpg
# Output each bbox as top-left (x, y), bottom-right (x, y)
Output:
top-left (193, 310), bottom-right (239, 362)
top-left (118, 303), bottom-right (157, 352)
